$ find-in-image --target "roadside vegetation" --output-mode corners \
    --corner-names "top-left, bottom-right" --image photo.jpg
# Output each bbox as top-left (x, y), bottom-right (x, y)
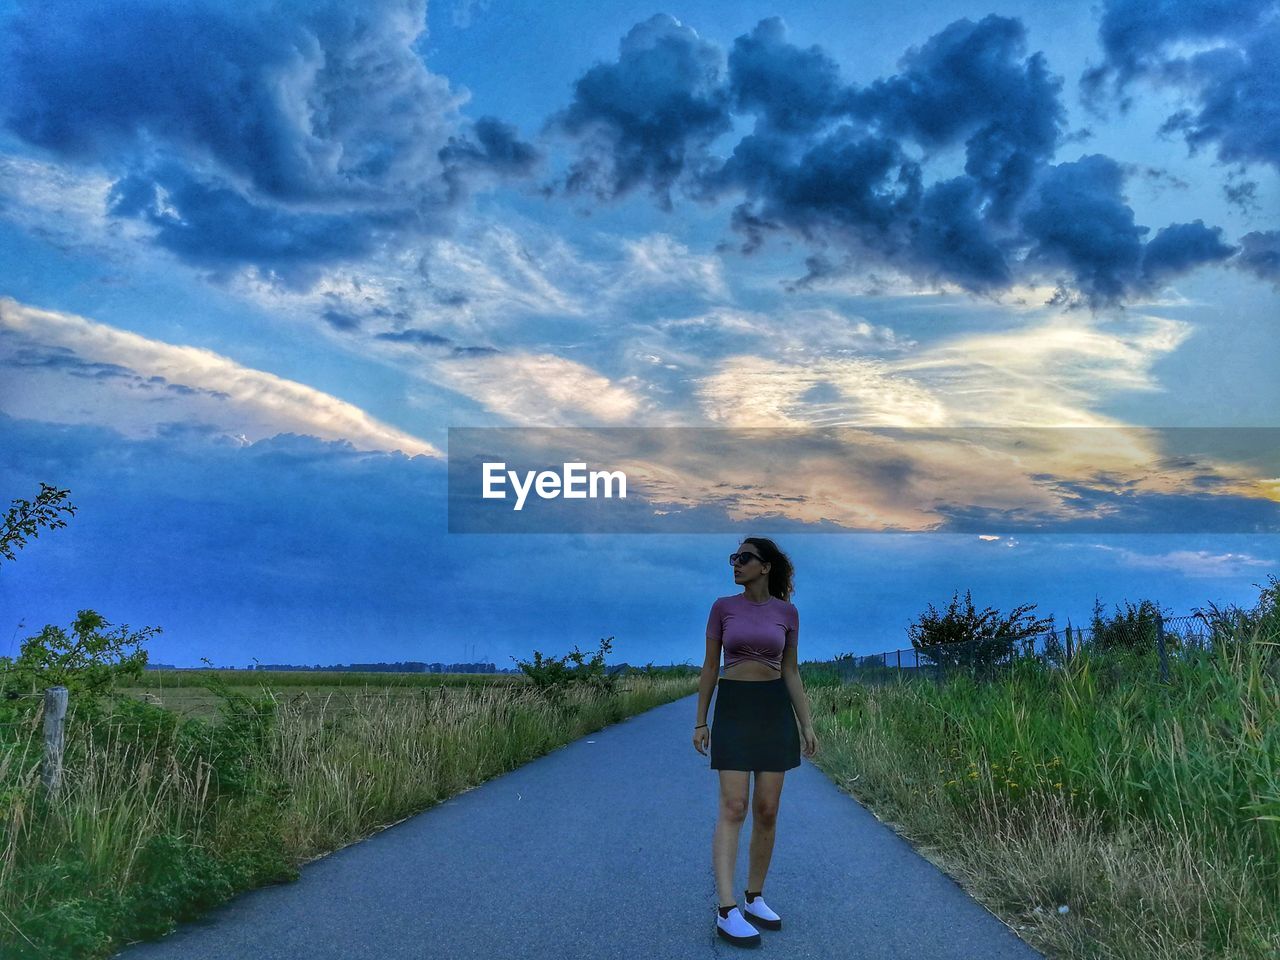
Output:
top-left (802, 577), bottom-right (1280, 960)
top-left (1, 630), bottom-right (698, 959)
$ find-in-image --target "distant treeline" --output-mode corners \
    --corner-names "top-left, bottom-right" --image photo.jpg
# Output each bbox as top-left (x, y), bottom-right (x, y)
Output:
top-left (140, 661), bottom-right (672, 675)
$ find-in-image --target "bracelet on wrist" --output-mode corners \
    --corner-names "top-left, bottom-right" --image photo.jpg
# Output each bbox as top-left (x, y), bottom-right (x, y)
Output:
top-left (694, 723), bottom-right (707, 728)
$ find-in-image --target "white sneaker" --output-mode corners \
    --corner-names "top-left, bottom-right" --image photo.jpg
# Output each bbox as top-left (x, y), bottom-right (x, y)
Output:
top-left (715, 906), bottom-right (762, 946)
top-left (742, 893), bottom-right (782, 930)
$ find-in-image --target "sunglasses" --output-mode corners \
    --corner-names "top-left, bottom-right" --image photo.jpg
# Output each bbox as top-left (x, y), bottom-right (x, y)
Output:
top-left (729, 552), bottom-right (764, 566)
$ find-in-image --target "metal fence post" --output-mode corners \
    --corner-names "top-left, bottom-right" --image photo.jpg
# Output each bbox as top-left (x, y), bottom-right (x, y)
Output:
top-left (42, 685), bottom-right (68, 796)
top-left (1156, 614), bottom-right (1168, 683)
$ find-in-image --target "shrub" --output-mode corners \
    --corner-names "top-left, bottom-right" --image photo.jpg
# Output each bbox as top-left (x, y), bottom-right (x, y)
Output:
top-left (1087, 597), bottom-right (1172, 655)
top-left (0, 609), bottom-right (158, 701)
top-left (907, 589), bottom-right (1053, 679)
top-left (510, 636), bottom-right (618, 703)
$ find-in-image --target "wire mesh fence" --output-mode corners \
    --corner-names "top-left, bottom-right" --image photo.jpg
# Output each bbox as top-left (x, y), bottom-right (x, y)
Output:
top-left (806, 613), bottom-right (1259, 686)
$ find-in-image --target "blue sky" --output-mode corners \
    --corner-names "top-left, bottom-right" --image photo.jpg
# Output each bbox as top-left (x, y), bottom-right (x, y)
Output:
top-left (0, 0), bottom-right (1276, 669)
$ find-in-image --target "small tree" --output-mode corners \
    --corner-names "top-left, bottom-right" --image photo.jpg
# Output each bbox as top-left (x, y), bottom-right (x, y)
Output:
top-left (0, 610), bottom-right (157, 700)
top-left (510, 636), bottom-right (618, 703)
top-left (907, 589), bottom-right (1053, 679)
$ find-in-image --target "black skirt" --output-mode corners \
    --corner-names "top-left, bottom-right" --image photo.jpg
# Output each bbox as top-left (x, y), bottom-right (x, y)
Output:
top-left (710, 677), bottom-right (801, 772)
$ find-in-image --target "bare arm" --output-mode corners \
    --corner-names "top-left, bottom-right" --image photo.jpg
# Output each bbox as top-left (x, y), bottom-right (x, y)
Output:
top-left (696, 634), bottom-right (721, 725)
top-left (780, 641), bottom-right (813, 729)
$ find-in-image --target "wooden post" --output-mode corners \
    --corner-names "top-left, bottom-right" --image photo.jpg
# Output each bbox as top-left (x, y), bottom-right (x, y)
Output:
top-left (42, 685), bottom-right (68, 796)
top-left (1156, 614), bottom-right (1168, 683)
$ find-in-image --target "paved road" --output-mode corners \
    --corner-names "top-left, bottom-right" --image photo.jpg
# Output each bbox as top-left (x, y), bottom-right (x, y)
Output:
top-left (114, 692), bottom-right (1044, 959)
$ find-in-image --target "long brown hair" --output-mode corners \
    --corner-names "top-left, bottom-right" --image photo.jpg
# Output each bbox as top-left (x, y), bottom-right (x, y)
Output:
top-left (740, 537), bottom-right (795, 603)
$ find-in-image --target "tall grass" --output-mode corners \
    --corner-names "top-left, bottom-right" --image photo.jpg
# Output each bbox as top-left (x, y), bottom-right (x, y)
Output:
top-left (0, 673), bottom-right (698, 958)
top-left (803, 619), bottom-right (1280, 959)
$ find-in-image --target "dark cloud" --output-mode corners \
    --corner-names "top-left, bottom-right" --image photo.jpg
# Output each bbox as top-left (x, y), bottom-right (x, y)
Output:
top-left (322, 309), bottom-right (362, 331)
top-left (1020, 154), bottom-right (1148, 304)
top-left (909, 177), bottom-right (1013, 292)
top-left (1082, 0), bottom-right (1280, 171)
top-left (106, 164), bottom-right (392, 290)
top-left (553, 14), bottom-right (1246, 305)
top-left (727, 17), bottom-right (846, 134)
top-left (1126, 164), bottom-right (1190, 191)
top-left (1020, 157), bottom-right (1238, 305)
top-left (546, 13), bottom-right (733, 210)
top-left (1, 340), bottom-right (137, 381)
top-left (705, 123), bottom-right (1019, 295)
top-left (0, 0), bottom-right (537, 285)
top-left (370, 326), bottom-right (498, 355)
top-left (712, 127), bottom-right (918, 235)
top-left (1223, 177), bottom-right (1260, 214)
top-left (374, 328), bottom-right (453, 347)
top-left (1140, 220), bottom-right (1236, 286)
top-left (1234, 230), bottom-right (1280, 286)
top-left (0, 331), bottom-right (232, 399)
top-left (152, 383), bottom-right (233, 401)
top-left (847, 15), bottom-right (1065, 222)
top-left (432, 290), bottom-right (470, 307)
top-left (439, 116), bottom-right (543, 205)
top-left (1084, 0), bottom-right (1272, 88)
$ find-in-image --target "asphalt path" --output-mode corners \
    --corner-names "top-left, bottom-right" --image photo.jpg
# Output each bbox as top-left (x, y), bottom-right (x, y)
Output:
top-left (114, 691), bottom-right (1045, 959)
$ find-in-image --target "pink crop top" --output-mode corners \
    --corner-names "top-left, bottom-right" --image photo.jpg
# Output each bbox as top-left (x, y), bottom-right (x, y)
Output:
top-left (705, 594), bottom-right (799, 672)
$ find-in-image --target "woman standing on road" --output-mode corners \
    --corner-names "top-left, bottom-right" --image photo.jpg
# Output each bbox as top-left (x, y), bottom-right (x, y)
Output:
top-left (693, 537), bottom-right (818, 947)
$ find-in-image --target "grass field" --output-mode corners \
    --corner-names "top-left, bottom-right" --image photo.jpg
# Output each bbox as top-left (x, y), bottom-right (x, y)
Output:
top-left (116, 670), bottom-right (531, 719)
top-left (803, 631), bottom-right (1280, 960)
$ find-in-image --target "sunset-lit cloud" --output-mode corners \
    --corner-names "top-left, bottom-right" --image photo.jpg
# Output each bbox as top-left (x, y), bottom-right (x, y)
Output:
top-left (425, 350), bottom-right (660, 426)
top-left (0, 298), bottom-right (440, 456)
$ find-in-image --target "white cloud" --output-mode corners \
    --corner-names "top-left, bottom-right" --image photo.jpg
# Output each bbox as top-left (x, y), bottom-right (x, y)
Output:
top-left (0, 297), bottom-right (440, 457)
top-left (0, 151), bottom-right (155, 259)
top-left (607, 233), bottom-right (729, 301)
top-left (1096, 546), bottom-right (1276, 579)
top-left (696, 353), bottom-right (947, 428)
top-left (426, 350), bottom-right (663, 426)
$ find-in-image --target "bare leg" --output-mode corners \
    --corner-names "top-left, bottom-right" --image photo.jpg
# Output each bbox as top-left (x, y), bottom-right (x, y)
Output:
top-left (747, 770), bottom-right (785, 893)
top-left (714, 770), bottom-right (750, 908)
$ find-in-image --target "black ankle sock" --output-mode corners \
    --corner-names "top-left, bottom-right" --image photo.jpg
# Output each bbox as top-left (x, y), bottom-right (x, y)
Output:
top-left (745, 889), bottom-right (762, 901)
top-left (718, 904), bottom-right (735, 918)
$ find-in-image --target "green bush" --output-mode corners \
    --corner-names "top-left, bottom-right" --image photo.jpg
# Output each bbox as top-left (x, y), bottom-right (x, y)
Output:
top-left (511, 636), bottom-right (619, 703)
top-left (907, 589), bottom-right (1053, 679)
top-left (1086, 597), bottom-right (1171, 655)
top-left (0, 609), bottom-right (158, 701)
